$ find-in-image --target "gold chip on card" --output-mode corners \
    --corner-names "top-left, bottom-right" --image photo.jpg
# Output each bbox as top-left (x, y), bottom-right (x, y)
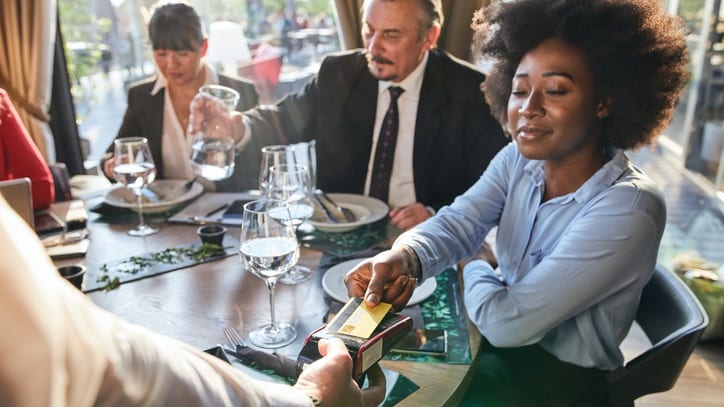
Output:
top-left (326, 297), bottom-right (392, 339)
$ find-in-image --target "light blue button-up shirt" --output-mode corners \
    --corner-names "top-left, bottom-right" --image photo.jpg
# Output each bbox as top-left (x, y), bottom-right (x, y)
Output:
top-left (396, 142), bottom-right (666, 370)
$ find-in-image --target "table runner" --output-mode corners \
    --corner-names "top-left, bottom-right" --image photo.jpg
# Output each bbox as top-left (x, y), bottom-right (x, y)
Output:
top-left (83, 236), bottom-right (238, 292)
top-left (299, 218), bottom-right (397, 257)
top-left (386, 268), bottom-right (472, 364)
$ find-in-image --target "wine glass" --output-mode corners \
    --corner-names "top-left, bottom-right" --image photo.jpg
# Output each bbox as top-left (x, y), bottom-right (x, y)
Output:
top-left (258, 145), bottom-right (291, 196)
top-left (268, 164), bottom-right (314, 284)
top-left (113, 137), bottom-right (159, 236)
top-left (239, 199), bottom-right (299, 348)
top-left (258, 141), bottom-right (316, 196)
top-left (189, 84), bottom-right (240, 181)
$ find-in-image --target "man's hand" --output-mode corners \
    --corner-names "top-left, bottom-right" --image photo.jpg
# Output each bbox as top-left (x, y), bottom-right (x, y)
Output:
top-left (389, 203), bottom-right (431, 231)
top-left (103, 156), bottom-right (116, 179)
top-left (188, 93), bottom-right (245, 143)
top-left (294, 338), bottom-right (386, 407)
top-left (344, 246), bottom-right (420, 310)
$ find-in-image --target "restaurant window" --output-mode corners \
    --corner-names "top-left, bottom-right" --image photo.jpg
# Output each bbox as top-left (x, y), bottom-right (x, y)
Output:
top-left (662, 0), bottom-right (724, 195)
top-left (58, 0), bottom-right (340, 172)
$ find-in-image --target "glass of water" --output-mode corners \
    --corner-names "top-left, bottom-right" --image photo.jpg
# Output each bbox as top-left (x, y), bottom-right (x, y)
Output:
top-left (113, 137), bottom-right (159, 236)
top-left (190, 85), bottom-right (240, 181)
top-left (239, 198), bottom-right (299, 348)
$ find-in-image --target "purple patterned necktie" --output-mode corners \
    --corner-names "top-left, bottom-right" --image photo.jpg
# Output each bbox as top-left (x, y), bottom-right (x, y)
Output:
top-left (370, 86), bottom-right (404, 202)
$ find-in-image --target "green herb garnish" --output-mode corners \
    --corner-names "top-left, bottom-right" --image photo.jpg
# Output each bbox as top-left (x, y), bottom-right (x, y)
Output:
top-left (96, 243), bottom-right (228, 291)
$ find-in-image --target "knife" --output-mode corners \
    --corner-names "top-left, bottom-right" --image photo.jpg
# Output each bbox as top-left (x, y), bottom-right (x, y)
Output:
top-left (163, 177), bottom-right (197, 201)
top-left (314, 190), bottom-right (355, 223)
top-left (311, 192), bottom-right (337, 223)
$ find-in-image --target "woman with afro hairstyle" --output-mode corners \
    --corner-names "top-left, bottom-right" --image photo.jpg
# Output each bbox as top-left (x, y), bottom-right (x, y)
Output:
top-left (344, 0), bottom-right (689, 404)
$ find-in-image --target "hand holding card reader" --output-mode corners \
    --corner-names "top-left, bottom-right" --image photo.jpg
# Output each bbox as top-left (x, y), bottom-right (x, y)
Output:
top-left (296, 297), bottom-right (412, 384)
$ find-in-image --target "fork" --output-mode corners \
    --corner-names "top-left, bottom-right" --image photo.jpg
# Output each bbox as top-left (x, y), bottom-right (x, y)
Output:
top-left (224, 326), bottom-right (248, 349)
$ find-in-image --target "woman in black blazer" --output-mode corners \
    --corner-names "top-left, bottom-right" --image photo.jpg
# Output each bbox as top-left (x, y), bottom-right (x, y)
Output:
top-left (101, 3), bottom-right (259, 191)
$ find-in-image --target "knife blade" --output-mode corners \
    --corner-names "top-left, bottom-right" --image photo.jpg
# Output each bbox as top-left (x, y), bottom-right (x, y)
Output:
top-left (314, 190), bottom-right (352, 223)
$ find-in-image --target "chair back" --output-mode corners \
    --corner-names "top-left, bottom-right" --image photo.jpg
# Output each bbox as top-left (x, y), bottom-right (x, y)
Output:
top-left (238, 47), bottom-right (283, 103)
top-left (605, 264), bottom-right (709, 406)
top-left (49, 162), bottom-right (74, 202)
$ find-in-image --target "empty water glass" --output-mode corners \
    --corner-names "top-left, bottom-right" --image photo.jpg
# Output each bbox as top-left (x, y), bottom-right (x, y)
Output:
top-left (258, 141), bottom-right (316, 195)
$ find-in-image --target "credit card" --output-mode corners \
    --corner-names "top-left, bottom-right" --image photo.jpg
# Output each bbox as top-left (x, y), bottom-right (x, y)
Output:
top-left (326, 297), bottom-right (392, 339)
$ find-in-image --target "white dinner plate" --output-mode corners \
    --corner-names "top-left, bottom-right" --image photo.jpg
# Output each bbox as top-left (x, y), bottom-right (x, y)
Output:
top-left (309, 193), bottom-right (389, 233)
top-left (103, 179), bottom-right (204, 214)
top-left (322, 259), bottom-right (437, 306)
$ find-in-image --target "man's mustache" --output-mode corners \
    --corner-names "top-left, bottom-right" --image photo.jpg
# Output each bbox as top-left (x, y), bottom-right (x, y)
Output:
top-left (367, 54), bottom-right (393, 65)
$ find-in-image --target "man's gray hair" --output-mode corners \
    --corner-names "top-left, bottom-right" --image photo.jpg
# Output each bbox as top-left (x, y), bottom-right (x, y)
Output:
top-left (363, 0), bottom-right (444, 39)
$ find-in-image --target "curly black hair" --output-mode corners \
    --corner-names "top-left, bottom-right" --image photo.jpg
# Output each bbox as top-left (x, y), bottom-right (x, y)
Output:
top-left (472, 0), bottom-right (689, 150)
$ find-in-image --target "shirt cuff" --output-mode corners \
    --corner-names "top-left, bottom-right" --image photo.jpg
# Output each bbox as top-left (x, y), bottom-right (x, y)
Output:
top-left (463, 259), bottom-right (500, 280)
top-left (256, 382), bottom-right (314, 406)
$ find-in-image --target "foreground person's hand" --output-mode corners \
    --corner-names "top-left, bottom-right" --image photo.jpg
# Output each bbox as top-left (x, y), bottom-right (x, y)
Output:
top-left (344, 246), bottom-right (420, 310)
top-left (294, 338), bottom-right (386, 407)
top-left (389, 203), bottom-right (431, 231)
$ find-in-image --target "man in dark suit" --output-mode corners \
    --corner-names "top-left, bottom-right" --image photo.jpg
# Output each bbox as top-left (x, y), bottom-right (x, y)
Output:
top-left (192, 0), bottom-right (507, 229)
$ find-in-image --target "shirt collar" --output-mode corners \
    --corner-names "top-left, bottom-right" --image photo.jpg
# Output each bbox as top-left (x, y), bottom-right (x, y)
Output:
top-left (524, 147), bottom-right (630, 204)
top-left (150, 62), bottom-right (219, 95)
top-left (377, 51), bottom-right (429, 96)
top-left (574, 148), bottom-right (628, 203)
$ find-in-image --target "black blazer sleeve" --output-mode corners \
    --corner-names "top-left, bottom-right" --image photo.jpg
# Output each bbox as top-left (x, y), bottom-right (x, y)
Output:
top-left (241, 51), bottom-right (376, 195)
top-left (100, 79), bottom-right (162, 181)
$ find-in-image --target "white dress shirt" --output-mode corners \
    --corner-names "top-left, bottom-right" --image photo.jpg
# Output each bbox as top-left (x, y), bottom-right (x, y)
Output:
top-left (363, 52), bottom-right (428, 208)
top-left (152, 63), bottom-right (218, 183)
top-left (241, 53), bottom-right (430, 207)
top-left (0, 197), bottom-right (312, 406)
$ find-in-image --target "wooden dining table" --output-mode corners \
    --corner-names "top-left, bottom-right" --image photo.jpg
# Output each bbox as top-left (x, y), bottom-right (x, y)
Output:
top-left (55, 193), bottom-right (482, 406)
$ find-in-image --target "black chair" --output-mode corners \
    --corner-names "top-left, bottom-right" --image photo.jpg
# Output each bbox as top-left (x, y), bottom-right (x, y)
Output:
top-left (605, 264), bottom-right (709, 406)
top-left (49, 162), bottom-right (73, 202)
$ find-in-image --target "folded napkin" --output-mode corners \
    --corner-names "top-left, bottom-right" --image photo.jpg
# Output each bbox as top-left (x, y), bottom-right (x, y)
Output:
top-left (225, 345), bottom-right (298, 380)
